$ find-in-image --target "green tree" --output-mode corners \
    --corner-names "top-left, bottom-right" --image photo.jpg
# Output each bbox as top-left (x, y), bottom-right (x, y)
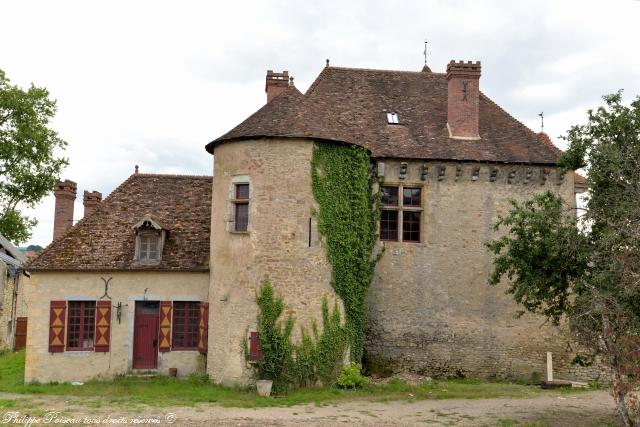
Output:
top-left (0, 68), bottom-right (67, 243)
top-left (488, 91), bottom-right (640, 427)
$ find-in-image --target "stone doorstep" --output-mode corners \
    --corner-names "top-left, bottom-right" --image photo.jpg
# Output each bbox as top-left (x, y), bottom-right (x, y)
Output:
top-left (128, 369), bottom-right (159, 378)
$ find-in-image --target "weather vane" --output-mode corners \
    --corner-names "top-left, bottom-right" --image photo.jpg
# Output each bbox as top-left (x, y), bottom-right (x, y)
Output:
top-left (538, 112), bottom-right (544, 132)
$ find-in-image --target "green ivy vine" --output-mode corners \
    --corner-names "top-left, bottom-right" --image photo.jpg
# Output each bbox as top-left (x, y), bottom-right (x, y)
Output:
top-left (254, 281), bottom-right (348, 393)
top-left (311, 143), bottom-right (381, 362)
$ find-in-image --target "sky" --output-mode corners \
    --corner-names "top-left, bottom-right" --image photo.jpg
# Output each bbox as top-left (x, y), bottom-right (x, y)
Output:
top-left (1, 0), bottom-right (639, 247)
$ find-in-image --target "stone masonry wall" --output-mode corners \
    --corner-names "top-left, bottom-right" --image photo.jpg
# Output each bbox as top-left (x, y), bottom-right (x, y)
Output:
top-left (24, 271), bottom-right (208, 383)
top-left (0, 263), bottom-right (28, 350)
top-left (0, 261), bottom-right (8, 349)
top-left (366, 160), bottom-right (605, 382)
top-left (207, 138), bottom-right (340, 385)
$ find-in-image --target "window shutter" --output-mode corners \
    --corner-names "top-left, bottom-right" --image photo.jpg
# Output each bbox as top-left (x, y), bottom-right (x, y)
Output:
top-left (48, 300), bottom-right (66, 353)
top-left (249, 331), bottom-right (262, 361)
top-left (198, 302), bottom-right (209, 354)
top-left (158, 301), bottom-right (172, 352)
top-left (94, 300), bottom-right (111, 352)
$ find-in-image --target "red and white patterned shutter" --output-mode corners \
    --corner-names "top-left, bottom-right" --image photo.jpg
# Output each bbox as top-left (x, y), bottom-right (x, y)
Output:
top-left (48, 301), bottom-right (66, 353)
top-left (198, 302), bottom-right (209, 354)
top-left (158, 301), bottom-right (172, 352)
top-left (249, 331), bottom-right (262, 361)
top-left (94, 300), bottom-right (111, 352)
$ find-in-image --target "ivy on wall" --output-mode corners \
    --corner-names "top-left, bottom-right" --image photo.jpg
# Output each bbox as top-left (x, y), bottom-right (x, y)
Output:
top-left (311, 143), bottom-right (381, 361)
top-left (254, 281), bottom-right (348, 393)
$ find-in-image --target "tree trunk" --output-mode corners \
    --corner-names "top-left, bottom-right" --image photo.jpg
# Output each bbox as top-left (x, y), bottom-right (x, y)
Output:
top-left (601, 313), bottom-right (633, 427)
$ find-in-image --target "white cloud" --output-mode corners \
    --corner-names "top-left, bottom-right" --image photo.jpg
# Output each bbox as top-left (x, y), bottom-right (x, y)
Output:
top-left (1, 0), bottom-right (639, 245)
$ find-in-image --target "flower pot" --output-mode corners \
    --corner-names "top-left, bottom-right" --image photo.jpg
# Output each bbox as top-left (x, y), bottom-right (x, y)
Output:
top-left (168, 368), bottom-right (178, 377)
top-left (256, 379), bottom-right (273, 397)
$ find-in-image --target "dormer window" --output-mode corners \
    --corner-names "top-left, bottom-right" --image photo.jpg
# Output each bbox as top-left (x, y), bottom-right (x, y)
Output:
top-left (386, 112), bottom-right (399, 124)
top-left (133, 215), bottom-right (168, 265)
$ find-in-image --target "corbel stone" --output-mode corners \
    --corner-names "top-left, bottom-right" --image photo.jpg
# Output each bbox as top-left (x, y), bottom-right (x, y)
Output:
top-left (508, 169), bottom-right (517, 184)
top-left (556, 169), bottom-right (565, 186)
top-left (437, 165), bottom-right (446, 181)
top-left (489, 167), bottom-right (499, 182)
top-left (399, 162), bottom-right (408, 180)
top-left (472, 166), bottom-right (480, 182)
top-left (420, 164), bottom-right (429, 181)
top-left (524, 168), bottom-right (533, 184)
top-left (455, 165), bottom-right (462, 182)
top-left (540, 169), bottom-right (550, 185)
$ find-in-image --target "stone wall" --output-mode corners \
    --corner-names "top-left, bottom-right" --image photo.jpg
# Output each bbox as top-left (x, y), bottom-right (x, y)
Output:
top-left (366, 159), bottom-right (604, 382)
top-left (24, 271), bottom-right (208, 383)
top-left (0, 262), bottom-right (28, 350)
top-left (207, 138), bottom-right (340, 385)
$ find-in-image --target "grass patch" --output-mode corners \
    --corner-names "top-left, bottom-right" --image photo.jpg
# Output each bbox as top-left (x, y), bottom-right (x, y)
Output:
top-left (0, 351), bottom-right (597, 408)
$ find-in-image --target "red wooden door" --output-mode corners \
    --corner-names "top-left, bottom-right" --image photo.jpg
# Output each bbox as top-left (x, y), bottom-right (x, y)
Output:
top-left (133, 302), bottom-right (159, 369)
top-left (15, 317), bottom-right (27, 350)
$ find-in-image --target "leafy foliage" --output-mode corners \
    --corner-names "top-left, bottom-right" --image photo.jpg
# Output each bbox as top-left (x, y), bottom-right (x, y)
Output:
top-left (0, 69), bottom-right (68, 243)
top-left (337, 362), bottom-right (367, 389)
top-left (310, 143), bottom-right (381, 361)
top-left (488, 91), bottom-right (640, 427)
top-left (255, 282), bottom-right (295, 390)
top-left (487, 192), bottom-right (589, 324)
top-left (254, 281), bottom-right (348, 393)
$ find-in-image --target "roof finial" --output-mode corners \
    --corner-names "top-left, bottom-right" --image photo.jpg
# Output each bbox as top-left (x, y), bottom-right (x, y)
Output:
top-left (421, 39), bottom-right (432, 73)
top-left (424, 39), bottom-right (428, 66)
top-left (135, 165), bottom-right (139, 174)
top-left (538, 112), bottom-right (544, 132)
top-left (289, 76), bottom-right (294, 86)
top-left (326, 58), bottom-right (330, 67)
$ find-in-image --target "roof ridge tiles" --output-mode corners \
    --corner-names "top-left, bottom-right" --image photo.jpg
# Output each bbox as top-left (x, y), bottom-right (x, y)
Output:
top-left (305, 65), bottom-right (332, 96)
top-left (135, 173), bottom-right (213, 179)
top-left (479, 91), bottom-right (543, 145)
top-left (329, 65), bottom-right (446, 75)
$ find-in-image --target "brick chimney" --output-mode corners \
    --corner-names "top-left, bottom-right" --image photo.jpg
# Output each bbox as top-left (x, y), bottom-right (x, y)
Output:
top-left (83, 190), bottom-right (102, 217)
top-left (265, 70), bottom-right (290, 103)
top-left (53, 179), bottom-right (77, 240)
top-left (446, 60), bottom-right (482, 139)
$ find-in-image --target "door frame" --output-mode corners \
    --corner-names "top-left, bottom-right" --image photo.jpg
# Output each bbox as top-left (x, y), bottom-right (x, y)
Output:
top-left (132, 301), bottom-right (160, 369)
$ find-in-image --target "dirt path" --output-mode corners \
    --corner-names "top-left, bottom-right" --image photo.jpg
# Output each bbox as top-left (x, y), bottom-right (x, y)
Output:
top-left (0, 390), bottom-right (620, 426)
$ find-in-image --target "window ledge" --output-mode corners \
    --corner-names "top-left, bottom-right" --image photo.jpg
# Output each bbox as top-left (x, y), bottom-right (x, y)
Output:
top-left (169, 348), bottom-right (200, 352)
top-left (229, 231), bottom-right (250, 235)
top-left (63, 350), bottom-right (94, 356)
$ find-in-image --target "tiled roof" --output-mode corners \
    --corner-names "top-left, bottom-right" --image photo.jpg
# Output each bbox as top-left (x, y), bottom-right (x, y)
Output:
top-left (207, 66), bottom-right (561, 165)
top-left (28, 174), bottom-right (212, 272)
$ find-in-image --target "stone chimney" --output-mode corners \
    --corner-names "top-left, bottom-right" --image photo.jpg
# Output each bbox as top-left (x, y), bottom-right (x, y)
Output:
top-left (53, 179), bottom-right (77, 240)
top-left (83, 190), bottom-right (102, 217)
top-left (446, 60), bottom-right (482, 139)
top-left (265, 70), bottom-right (290, 103)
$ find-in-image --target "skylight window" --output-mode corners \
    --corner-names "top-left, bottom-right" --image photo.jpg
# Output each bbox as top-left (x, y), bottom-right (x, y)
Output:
top-left (386, 112), bottom-right (399, 124)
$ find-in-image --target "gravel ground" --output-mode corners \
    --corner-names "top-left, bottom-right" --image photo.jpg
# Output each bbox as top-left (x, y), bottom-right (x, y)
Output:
top-left (0, 390), bottom-right (621, 426)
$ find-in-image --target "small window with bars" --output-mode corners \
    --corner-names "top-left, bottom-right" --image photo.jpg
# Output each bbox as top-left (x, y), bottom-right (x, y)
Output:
top-left (67, 301), bottom-right (96, 350)
top-left (233, 183), bottom-right (250, 232)
top-left (380, 185), bottom-right (422, 243)
top-left (386, 112), bottom-right (399, 124)
top-left (171, 302), bottom-right (200, 350)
